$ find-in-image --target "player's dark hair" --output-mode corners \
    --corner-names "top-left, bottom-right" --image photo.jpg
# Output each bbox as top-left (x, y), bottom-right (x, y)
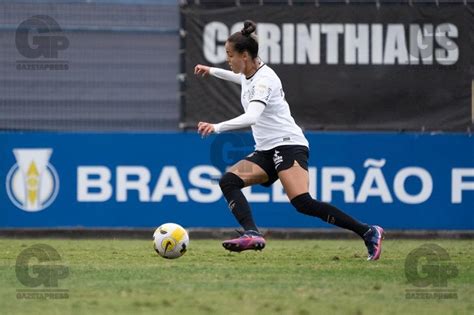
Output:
top-left (227, 20), bottom-right (258, 59)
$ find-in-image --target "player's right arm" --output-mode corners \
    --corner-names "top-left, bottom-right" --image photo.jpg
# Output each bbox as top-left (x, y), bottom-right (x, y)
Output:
top-left (194, 64), bottom-right (241, 85)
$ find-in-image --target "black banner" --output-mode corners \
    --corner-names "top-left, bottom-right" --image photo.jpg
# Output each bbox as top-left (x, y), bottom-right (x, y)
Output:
top-left (181, 4), bottom-right (473, 131)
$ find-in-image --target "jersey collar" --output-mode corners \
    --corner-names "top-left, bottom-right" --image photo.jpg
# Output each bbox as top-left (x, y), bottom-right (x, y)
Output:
top-left (245, 62), bottom-right (265, 80)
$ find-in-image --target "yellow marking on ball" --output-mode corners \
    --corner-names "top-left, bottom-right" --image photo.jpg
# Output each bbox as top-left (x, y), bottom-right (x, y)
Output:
top-left (171, 226), bottom-right (186, 242)
top-left (161, 238), bottom-right (176, 252)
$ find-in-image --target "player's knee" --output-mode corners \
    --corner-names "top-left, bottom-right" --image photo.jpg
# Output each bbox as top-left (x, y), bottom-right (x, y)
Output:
top-left (290, 193), bottom-right (319, 216)
top-left (219, 172), bottom-right (245, 195)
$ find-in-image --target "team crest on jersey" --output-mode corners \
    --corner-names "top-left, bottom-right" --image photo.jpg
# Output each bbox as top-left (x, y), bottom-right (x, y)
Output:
top-left (247, 86), bottom-right (255, 101)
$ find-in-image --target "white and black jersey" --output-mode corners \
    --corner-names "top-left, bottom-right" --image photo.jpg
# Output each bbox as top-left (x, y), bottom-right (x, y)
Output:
top-left (240, 63), bottom-right (308, 150)
top-left (211, 63), bottom-right (309, 151)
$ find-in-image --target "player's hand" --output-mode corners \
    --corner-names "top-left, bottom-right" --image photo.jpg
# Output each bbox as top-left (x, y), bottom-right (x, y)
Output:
top-left (194, 64), bottom-right (210, 77)
top-left (197, 122), bottom-right (215, 137)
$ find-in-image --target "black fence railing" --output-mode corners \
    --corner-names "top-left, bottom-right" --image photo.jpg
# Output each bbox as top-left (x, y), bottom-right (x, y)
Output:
top-left (183, 0), bottom-right (470, 7)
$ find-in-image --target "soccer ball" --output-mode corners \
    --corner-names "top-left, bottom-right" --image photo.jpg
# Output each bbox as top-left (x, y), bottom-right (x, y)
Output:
top-left (153, 223), bottom-right (189, 259)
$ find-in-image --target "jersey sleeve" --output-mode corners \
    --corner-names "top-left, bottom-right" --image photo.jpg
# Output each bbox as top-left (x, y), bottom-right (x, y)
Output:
top-left (209, 67), bottom-right (242, 85)
top-left (213, 101), bottom-right (265, 134)
top-left (250, 77), bottom-right (273, 106)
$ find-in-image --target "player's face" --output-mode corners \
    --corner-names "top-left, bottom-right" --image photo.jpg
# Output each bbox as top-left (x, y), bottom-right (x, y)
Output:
top-left (225, 41), bottom-right (245, 74)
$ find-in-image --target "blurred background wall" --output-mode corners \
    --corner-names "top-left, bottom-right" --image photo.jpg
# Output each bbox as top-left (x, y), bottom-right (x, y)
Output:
top-left (0, 0), bottom-right (472, 230)
top-left (1, 0), bottom-right (179, 130)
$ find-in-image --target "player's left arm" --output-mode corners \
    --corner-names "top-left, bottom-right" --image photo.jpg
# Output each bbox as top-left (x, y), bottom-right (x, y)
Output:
top-left (194, 64), bottom-right (241, 85)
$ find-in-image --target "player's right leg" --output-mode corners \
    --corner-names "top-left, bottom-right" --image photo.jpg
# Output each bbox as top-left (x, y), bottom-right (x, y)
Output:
top-left (220, 159), bottom-right (269, 252)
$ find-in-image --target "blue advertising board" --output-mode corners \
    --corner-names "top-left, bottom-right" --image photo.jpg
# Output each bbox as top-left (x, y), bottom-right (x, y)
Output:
top-left (0, 132), bottom-right (472, 229)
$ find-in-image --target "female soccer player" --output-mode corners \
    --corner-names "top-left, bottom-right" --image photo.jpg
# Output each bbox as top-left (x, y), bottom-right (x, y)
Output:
top-left (195, 20), bottom-right (384, 260)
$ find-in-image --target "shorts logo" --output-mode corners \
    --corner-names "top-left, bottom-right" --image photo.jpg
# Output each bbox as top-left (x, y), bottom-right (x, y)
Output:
top-left (6, 149), bottom-right (59, 212)
top-left (273, 150), bottom-right (283, 169)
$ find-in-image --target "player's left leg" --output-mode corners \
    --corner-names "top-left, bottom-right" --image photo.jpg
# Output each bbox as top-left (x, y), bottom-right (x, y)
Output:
top-left (278, 160), bottom-right (384, 260)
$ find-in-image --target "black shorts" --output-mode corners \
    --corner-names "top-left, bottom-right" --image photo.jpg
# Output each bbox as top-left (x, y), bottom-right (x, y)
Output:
top-left (244, 145), bottom-right (309, 187)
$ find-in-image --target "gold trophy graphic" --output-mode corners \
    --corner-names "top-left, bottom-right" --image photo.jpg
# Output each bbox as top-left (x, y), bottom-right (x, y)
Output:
top-left (7, 149), bottom-right (59, 212)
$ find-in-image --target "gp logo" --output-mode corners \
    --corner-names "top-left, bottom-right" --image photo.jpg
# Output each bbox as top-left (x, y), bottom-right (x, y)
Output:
top-left (15, 15), bottom-right (69, 59)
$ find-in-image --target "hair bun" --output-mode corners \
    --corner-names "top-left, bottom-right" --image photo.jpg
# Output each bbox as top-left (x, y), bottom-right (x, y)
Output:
top-left (241, 20), bottom-right (256, 36)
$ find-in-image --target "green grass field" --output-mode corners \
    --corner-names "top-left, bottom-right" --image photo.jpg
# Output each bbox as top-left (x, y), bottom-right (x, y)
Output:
top-left (0, 238), bottom-right (472, 315)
